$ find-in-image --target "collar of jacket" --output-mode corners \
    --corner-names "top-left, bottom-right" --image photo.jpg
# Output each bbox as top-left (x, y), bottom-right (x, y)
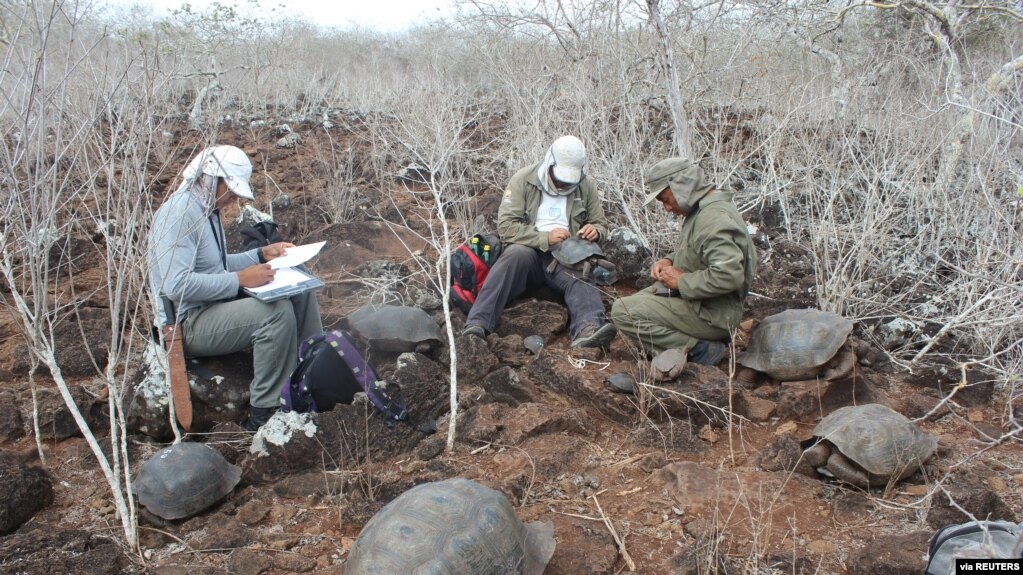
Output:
top-left (524, 161), bottom-right (585, 201)
top-left (685, 189), bottom-right (733, 216)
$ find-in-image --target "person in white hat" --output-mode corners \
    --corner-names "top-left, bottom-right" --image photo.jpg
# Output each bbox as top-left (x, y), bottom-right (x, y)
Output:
top-left (149, 145), bottom-right (322, 431)
top-left (462, 136), bottom-right (617, 348)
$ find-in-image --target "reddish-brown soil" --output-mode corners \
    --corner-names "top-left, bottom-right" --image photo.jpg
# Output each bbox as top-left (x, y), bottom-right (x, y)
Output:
top-left (0, 119), bottom-right (1019, 575)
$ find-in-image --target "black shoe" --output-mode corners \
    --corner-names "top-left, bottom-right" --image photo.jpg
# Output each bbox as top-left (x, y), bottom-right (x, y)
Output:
top-left (244, 406), bottom-right (279, 432)
top-left (461, 324), bottom-right (487, 339)
top-left (689, 340), bottom-right (726, 365)
top-left (570, 322), bottom-right (617, 348)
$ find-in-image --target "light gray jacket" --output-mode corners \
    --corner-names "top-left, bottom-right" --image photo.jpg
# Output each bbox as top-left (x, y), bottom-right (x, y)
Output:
top-left (149, 190), bottom-right (261, 325)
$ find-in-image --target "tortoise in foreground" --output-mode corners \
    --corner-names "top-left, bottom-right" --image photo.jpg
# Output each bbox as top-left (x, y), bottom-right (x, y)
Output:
top-left (549, 237), bottom-right (617, 285)
top-left (802, 403), bottom-right (937, 489)
top-left (133, 442), bottom-right (241, 520)
top-left (346, 478), bottom-right (556, 575)
top-left (347, 304), bottom-right (443, 353)
top-left (736, 308), bottom-right (860, 385)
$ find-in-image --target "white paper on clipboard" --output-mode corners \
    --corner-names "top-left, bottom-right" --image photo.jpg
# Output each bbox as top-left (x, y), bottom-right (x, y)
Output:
top-left (269, 241), bottom-right (326, 270)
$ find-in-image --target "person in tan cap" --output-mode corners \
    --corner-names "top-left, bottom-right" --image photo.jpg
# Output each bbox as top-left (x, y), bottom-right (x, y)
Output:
top-left (462, 135), bottom-right (617, 348)
top-left (149, 145), bottom-right (322, 431)
top-left (610, 158), bottom-right (756, 365)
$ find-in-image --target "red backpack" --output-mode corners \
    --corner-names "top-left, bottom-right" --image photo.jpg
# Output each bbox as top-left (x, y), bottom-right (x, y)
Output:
top-left (449, 233), bottom-right (503, 314)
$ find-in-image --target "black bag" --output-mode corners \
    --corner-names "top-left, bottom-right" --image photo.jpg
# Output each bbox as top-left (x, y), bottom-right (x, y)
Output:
top-left (450, 233), bottom-right (503, 314)
top-left (240, 221), bottom-right (284, 251)
top-left (281, 330), bottom-right (406, 420)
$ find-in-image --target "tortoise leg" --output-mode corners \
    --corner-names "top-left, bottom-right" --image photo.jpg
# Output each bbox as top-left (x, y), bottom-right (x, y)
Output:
top-left (802, 442), bottom-right (831, 468)
top-left (735, 366), bottom-right (760, 387)
top-left (823, 349), bottom-right (857, 380)
top-left (826, 452), bottom-right (871, 489)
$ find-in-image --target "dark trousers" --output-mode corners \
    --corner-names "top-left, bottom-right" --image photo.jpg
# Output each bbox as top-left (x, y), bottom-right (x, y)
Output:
top-left (466, 243), bottom-right (606, 339)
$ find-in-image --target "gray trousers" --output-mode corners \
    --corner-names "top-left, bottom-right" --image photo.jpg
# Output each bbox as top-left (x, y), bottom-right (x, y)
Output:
top-left (466, 243), bottom-right (606, 339)
top-left (183, 291), bottom-right (322, 408)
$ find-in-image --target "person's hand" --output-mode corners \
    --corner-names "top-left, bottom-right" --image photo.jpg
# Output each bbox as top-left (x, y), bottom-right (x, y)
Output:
top-left (261, 242), bottom-right (294, 262)
top-left (577, 224), bottom-right (599, 241)
top-left (547, 228), bottom-right (571, 245)
top-left (650, 258), bottom-right (673, 279)
top-left (238, 264), bottom-right (276, 288)
top-left (657, 265), bottom-right (684, 290)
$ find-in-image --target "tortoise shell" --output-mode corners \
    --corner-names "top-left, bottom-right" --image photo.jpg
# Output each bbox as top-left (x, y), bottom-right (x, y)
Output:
top-left (551, 237), bottom-right (605, 266)
top-left (347, 305), bottom-right (443, 353)
top-left (346, 478), bottom-right (555, 575)
top-left (737, 308), bottom-right (853, 380)
top-left (811, 403), bottom-right (936, 480)
top-left (133, 442), bottom-right (240, 520)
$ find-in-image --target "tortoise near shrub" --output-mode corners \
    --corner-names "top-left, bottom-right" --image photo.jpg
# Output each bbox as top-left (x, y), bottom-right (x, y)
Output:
top-left (346, 478), bottom-right (556, 575)
top-left (736, 308), bottom-right (867, 385)
top-left (802, 403), bottom-right (937, 489)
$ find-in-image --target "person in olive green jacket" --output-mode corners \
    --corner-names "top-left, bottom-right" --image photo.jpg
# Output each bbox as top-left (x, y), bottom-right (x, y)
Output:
top-left (462, 136), bottom-right (617, 348)
top-left (610, 158), bottom-right (756, 365)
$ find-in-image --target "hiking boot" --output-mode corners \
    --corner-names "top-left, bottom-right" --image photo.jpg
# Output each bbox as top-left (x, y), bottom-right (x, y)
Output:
top-left (689, 340), bottom-right (726, 366)
top-left (570, 322), bottom-right (617, 348)
top-left (244, 406), bottom-right (279, 432)
top-left (461, 323), bottom-right (487, 340)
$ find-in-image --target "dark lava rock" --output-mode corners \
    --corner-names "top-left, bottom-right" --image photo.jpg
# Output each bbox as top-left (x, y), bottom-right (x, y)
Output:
top-left (0, 390), bottom-right (25, 441)
top-left (755, 433), bottom-right (815, 477)
top-left (20, 385), bottom-right (97, 441)
top-left (0, 526), bottom-right (130, 574)
top-left (904, 358), bottom-right (994, 407)
top-left (479, 366), bottom-right (537, 406)
top-left (11, 307), bottom-right (112, 378)
top-left (487, 333), bottom-right (534, 368)
top-left (774, 372), bottom-right (885, 420)
top-left (496, 298), bottom-right (568, 340)
top-left (127, 347), bottom-right (252, 440)
top-left (452, 331), bottom-right (499, 384)
top-left (927, 486), bottom-right (1018, 529)
top-left (0, 452), bottom-right (54, 535)
top-left (602, 227), bottom-right (653, 282)
top-left (644, 363), bottom-right (733, 427)
top-left (847, 531), bottom-right (931, 575)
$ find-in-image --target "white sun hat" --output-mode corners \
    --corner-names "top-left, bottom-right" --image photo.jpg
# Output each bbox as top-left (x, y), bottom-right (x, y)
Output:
top-left (184, 145), bottom-right (254, 200)
top-left (549, 135), bottom-right (585, 185)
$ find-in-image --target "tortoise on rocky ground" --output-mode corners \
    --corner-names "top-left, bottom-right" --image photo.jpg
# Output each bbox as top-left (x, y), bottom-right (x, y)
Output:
top-left (802, 403), bottom-right (937, 489)
top-left (549, 237), bottom-right (617, 285)
top-left (346, 478), bottom-right (556, 575)
top-left (347, 304), bottom-right (443, 353)
top-left (736, 308), bottom-right (863, 385)
top-left (133, 442), bottom-right (241, 520)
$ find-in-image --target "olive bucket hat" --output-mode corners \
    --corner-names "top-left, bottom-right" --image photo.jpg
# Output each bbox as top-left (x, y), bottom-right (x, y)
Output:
top-left (642, 158), bottom-right (713, 210)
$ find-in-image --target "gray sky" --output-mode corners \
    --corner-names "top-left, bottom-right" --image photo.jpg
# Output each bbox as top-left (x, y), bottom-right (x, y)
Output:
top-left (103, 0), bottom-right (459, 32)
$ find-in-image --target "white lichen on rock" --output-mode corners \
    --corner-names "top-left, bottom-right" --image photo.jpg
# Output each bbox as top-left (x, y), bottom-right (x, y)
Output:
top-left (249, 411), bottom-right (317, 456)
top-left (136, 340), bottom-right (170, 408)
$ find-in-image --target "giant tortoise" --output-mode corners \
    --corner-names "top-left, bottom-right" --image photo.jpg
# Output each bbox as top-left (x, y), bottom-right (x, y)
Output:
top-left (347, 304), bottom-right (443, 353)
top-left (736, 308), bottom-right (860, 385)
top-left (133, 442), bottom-right (241, 520)
top-left (346, 478), bottom-right (556, 575)
top-left (802, 403), bottom-right (937, 489)
top-left (549, 237), bottom-right (617, 285)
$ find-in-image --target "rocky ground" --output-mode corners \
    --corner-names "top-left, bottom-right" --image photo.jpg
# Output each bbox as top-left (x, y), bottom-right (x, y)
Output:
top-left (0, 118), bottom-right (1020, 574)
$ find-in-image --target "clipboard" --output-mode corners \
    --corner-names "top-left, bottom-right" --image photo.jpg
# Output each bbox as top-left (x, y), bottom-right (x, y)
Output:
top-left (243, 266), bottom-right (324, 302)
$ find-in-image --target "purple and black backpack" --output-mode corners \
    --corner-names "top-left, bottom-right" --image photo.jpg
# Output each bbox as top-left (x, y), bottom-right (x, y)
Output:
top-left (281, 330), bottom-right (406, 420)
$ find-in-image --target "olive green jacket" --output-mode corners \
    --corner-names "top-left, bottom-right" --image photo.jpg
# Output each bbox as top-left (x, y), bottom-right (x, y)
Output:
top-left (668, 191), bottom-right (756, 332)
top-left (497, 163), bottom-right (607, 252)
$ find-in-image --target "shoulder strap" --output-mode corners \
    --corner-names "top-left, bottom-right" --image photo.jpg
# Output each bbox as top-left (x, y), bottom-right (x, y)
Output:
top-left (325, 331), bottom-right (407, 421)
